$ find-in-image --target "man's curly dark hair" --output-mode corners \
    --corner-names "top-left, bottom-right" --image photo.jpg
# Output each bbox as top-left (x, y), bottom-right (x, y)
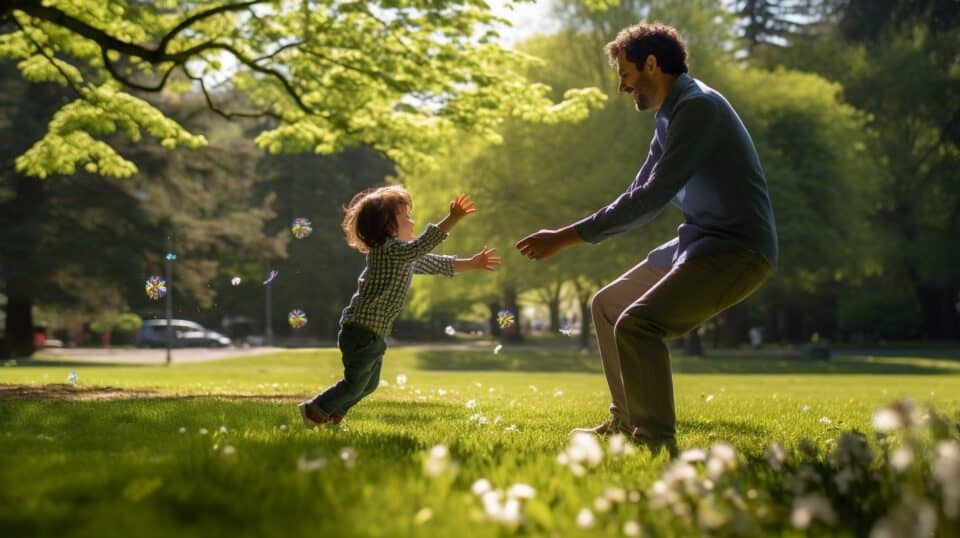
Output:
top-left (604, 22), bottom-right (688, 76)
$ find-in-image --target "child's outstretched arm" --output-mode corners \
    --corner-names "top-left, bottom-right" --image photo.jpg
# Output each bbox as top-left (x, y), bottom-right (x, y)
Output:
top-left (389, 194), bottom-right (476, 263)
top-left (436, 194), bottom-right (475, 234)
top-left (453, 247), bottom-right (501, 273)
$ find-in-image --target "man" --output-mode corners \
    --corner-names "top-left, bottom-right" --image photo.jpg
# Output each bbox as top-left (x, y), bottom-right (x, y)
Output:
top-left (515, 23), bottom-right (778, 450)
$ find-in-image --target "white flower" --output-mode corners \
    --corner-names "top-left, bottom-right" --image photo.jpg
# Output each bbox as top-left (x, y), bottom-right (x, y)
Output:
top-left (279, 424), bottom-right (288, 432)
top-left (553, 389), bottom-right (563, 397)
top-left (414, 507), bottom-right (433, 525)
top-left (466, 399), bottom-right (477, 409)
top-left (604, 487), bottom-right (627, 503)
top-left (790, 494), bottom-right (836, 529)
top-left (339, 447), bottom-right (357, 467)
top-left (297, 455), bottom-right (326, 472)
top-left (219, 425), bottom-right (228, 433)
top-left (564, 433), bottom-right (604, 469)
top-left (593, 496), bottom-right (612, 512)
top-left (680, 448), bottom-right (708, 463)
top-left (706, 442), bottom-right (737, 480)
top-left (438, 388), bottom-right (447, 396)
top-left (178, 427), bottom-right (186, 434)
top-left (820, 416), bottom-right (833, 425)
top-left (199, 428), bottom-right (209, 435)
top-left (705, 394), bottom-right (715, 402)
top-left (471, 478), bottom-right (492, 496)
top-left (221, 445), bottom-right (236, 456)
top-left (872, 407), bottom-right (903, 432)
top-left (802, 405), bottom-right (812, 413)
top-left (576, 508), bottom-right (595, 529)
top-left (623, 520), bottom-right (641, 537)
top-left (891, 447), bottom-right (914, 472)
top-left (500, 498), bottom-right (521, 525)
top-left (507, 483), bottom-right (536, 499)
top-left (934, 440), bottom-right (960, 519)
top-left (609, 433), bottom-right (628, 457)
top-left (396, 374), bottom-right (407, 386)
top-left (528, 385), bottom-right (538, 392)
top-left (423, 444), bottom-right (455, 477)
top-left (628, 490), bottom-right (641, 503)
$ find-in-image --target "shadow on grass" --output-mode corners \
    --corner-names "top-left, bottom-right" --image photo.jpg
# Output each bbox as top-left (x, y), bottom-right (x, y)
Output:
top-left (415, 349), bottom-right (960, 375)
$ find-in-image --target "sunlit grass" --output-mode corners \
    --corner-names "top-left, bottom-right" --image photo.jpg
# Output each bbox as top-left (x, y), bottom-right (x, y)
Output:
top-left (1, 347), bottom-right (958, 536)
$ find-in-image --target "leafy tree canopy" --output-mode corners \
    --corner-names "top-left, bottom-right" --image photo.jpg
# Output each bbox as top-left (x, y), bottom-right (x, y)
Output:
top-left (1, 0), bottom-right (606, 178)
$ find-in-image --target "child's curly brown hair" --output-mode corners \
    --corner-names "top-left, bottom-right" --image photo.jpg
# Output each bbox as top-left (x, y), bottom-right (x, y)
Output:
top-left (341, 185), bottom-right (412, 253)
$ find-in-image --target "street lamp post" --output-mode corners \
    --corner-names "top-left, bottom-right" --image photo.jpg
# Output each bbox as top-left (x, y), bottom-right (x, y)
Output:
top-left (165, 235), bottom-right (174, 365)
top-left (265, 260), bottom-right (273, 346)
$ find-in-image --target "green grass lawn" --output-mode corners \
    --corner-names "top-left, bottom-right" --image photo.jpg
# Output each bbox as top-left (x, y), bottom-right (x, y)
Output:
top-left (1, 346), bottom-right (959, 537)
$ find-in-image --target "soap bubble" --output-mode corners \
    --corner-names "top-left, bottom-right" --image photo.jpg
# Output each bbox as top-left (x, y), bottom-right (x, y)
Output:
top-left (230, 276), bottom-right (241, 286)
top-left (497, 310), bottom-right (515, 329)
top-left (145, 276), bottom-right (167, 300)
top-left (291, 217), bottom-right (313, 239)
top-left (262, 269), bottom-right (278, 285)
top-left (288, 309), bottom-right (308, 329)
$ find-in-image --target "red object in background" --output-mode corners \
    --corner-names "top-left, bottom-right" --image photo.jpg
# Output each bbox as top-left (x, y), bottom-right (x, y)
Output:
top-left (33, 331), bottom-right (46, 347)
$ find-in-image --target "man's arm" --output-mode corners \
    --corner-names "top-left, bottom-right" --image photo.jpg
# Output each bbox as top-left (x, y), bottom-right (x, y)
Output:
top-left (573, 97), bottom-right (719, 244)
top-left (516, 134), bottom-right (661, 260)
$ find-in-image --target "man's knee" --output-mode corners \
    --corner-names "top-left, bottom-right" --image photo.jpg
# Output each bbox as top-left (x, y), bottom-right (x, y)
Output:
top-left (614, 306), bottom-right (681, 342)
top-left (590, 288), bottom-right (616, 323)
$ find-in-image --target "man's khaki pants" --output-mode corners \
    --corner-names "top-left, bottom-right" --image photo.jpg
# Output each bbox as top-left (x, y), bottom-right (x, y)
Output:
top-left (590, 249), bottom-right (772, 441)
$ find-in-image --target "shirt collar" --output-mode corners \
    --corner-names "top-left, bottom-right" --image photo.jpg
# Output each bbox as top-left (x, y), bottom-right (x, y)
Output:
top-left (656, 73), bottom-right (692, 121)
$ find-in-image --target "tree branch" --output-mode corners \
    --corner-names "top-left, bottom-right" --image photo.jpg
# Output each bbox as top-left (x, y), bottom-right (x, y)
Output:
top-left (181, 64), bottom-right (280, 121)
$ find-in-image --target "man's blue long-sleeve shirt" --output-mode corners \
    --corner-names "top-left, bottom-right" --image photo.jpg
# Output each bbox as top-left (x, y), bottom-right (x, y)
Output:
top-left (573, 73), bottom-right (778, 268)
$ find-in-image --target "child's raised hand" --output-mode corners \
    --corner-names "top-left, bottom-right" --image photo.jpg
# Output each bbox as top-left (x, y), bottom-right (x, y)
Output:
top-left (470, 247), bottom-right (501, 271)
top-left (449, 194), bottom-right (476, 219)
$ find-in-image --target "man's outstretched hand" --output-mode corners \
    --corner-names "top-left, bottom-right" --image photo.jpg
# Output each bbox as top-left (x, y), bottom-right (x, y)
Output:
top-left (515, 226), bottom-right (583, 260)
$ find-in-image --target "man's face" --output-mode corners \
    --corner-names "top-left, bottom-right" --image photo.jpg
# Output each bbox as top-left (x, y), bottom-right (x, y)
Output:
top-left (616, 50), bottom-right (656, 111)
top-left (395, 206), bottom-right (415, 241)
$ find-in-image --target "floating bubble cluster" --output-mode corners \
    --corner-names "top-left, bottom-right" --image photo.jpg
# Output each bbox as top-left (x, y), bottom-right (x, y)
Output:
top-left (497, 310), bottom-right (515, 329)
top-left (145, 276), bottom-right (167, 300)
top-left (291, 217), bottom-right (313, 239)
top-left (288, 309), bottom-right (308, 329)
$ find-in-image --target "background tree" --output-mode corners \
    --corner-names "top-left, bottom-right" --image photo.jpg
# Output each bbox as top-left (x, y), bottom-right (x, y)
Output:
top-left (754, 0), bottom-right (960, 339)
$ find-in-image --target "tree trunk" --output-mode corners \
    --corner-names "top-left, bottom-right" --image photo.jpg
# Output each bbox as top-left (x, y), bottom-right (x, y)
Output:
top-left (5, 287), bottom-right (35, 357)
top-left (488, 301), bottom-right (502, 338)
top-left (914, 283), bottom-right (960, 338)
top-left (578, 296), bottom-right (592, 349)
top-left (548, 297), bottom-right (561, 334)
top-left (684, 329), bottom-right (704, 356)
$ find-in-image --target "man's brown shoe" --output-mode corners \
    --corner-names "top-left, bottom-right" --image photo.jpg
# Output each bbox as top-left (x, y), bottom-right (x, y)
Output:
top-left (570, 416), bottom-right (629, 436)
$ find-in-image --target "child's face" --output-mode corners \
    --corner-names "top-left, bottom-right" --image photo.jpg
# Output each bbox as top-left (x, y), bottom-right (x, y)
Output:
top-left (395, 206), bottom-right (415, 241)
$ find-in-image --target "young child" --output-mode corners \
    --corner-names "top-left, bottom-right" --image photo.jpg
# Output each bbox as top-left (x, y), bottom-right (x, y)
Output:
top-left (298, 185), bottom-right (500, 427)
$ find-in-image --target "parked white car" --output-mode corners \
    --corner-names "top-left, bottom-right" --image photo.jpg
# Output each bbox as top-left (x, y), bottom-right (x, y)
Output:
top-left (135, 319), bottom-right (231, 348)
